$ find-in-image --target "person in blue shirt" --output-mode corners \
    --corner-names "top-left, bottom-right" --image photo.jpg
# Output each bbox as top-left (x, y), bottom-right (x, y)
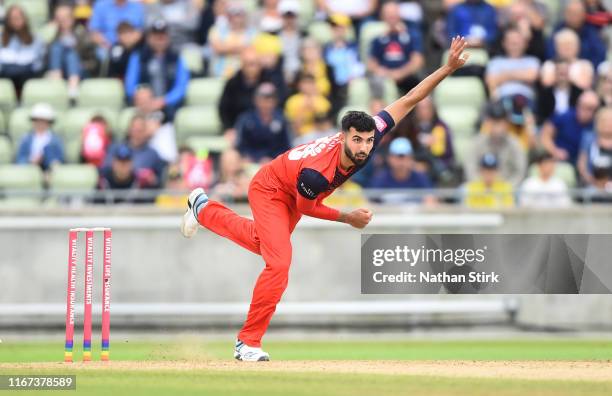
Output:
top-left (368, 1), bottom-right (425, 94)
top-left (16, 103), bottom-right (64, 171)
top-left (125, 18), bottom-right (190, 121)
top-left (540, 91), bottom-right (599, 166)
top-left (369, 137), bottom-right (436, 204)
top-left (235, 83), bottom-right (292, 164)
top-left (547, 0), bottom-right (607, 69)
top-left (446, 0), bottom-right (498, 49)
top-left (89, 0), bottom-right (145, 51)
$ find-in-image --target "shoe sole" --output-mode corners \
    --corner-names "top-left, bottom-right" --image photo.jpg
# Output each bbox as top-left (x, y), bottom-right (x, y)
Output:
top-left (180, 188), bottom-right (206, 238)
top-left (234, 352), bottom-right (270, 362)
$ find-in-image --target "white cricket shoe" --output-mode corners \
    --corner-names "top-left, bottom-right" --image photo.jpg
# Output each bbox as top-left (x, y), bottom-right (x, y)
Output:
top-left (180, 188), bottom-right (208, 238)
top-left (234, 339), bottom-right (270, 361)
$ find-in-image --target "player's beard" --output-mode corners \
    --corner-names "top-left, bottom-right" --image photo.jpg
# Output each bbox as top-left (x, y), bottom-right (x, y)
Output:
top-left (344, 144), bottom-right (369, 166)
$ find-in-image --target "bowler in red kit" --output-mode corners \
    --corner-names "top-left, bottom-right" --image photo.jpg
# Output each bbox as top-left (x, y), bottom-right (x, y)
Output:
top-left (181, 37), bottom-right (469, 361)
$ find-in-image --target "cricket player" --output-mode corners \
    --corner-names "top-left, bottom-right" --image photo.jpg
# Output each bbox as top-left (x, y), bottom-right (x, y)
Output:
top-left (181, 37), bottom-right (469, 361)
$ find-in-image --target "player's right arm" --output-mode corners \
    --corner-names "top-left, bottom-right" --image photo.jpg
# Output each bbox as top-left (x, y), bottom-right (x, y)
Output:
top-left (383, 36), bottom-right (469, 125)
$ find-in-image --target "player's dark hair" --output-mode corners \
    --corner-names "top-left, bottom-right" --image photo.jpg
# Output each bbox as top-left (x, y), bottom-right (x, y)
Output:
top-left (341, 111), bottom-right (376, 133)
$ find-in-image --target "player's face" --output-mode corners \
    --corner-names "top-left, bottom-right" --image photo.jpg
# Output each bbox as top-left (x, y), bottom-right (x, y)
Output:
top-left (343, 128), bottom-right (375, 166)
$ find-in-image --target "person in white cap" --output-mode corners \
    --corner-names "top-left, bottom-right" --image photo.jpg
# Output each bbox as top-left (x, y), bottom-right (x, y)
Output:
top-left (15, 103), bottom-right (65, 170)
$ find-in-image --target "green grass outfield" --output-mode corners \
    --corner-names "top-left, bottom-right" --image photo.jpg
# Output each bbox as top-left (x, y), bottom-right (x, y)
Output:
top-left (1, 339), bottom-right (611, 395)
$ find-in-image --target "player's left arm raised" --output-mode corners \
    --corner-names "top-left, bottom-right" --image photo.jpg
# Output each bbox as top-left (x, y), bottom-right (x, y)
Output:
top-left (384, 36), bottom-right (469, 125)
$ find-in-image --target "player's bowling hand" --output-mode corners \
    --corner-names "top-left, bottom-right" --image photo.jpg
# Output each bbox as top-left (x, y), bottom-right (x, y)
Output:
top-left (346, 208), bottom-right (373, 229)
top-left (447, 36), bottom-right (470, 71)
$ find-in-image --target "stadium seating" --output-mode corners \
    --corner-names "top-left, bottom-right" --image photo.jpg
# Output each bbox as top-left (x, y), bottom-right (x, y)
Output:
top-left (117, 107), bottom-right (137, 139)
top-left (440, 48), bottom-right (489, 68)
top-left (77, 79), bottom-right (125, 110)
top-left (174, 106), bottom-right (222, 144)
top-left (185, 136), bottom-right (229, 154)
top-left (181, 45), bottom-right (205, 76)
top-left (298, 0), bottom-right (315, 28)
top-left (347, 77), bottom-right (399, 107)
top-left (359, 21), bottom-right (388, 64)
top-left (433, 77), bottom-right (487, 109)
top-left (22, 78), bottom-right (70, 111)
top-left (307, 21), bottom-right (356, 44)
top-left (452, 137), bottom-right (472, 166)
top-left (0, 79), bottom-right (18, 114)
top-left (0, 112), bottom-right (6, 134)
top-left (437, 106), bottom-right (480, 139)
top-left (5, 0), bottom-right (48, 29)
top-left (48, 164), bottom-right (99, 192)
top-left (0, 135), bottom-right (12, 164)
top-left (0, 164), bottom-right (43, 207)
top-left (62, 108), bottom-right (118, 142)
top-left (528, 161), bottom-right (577, 188)
top-left (186, 78), bottom-right (225, 106)
top-left (9, 108), bottom-right (34, 144)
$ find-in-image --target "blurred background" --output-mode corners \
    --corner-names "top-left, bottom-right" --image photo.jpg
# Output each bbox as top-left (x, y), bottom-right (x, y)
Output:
top-left (0, 0), bottom-right (612, 338)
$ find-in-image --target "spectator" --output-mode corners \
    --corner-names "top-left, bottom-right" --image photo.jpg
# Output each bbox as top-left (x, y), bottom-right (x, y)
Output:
top-left (104, 114), bottom-right (165, 188)
top-left (520, 151), bottom-right (572, 208)
top-left (536, 60), bottom-right (583, 125)
top-left (446, 0), bottom-right (498, 48)
top-left (485, 27), bottom-right (540, 103)
top-left (293, 112), bottom-right (336, 146)
top-left (300, 38), bottom-right (333, 99)
top-left (219, 47), bottom-right (284, 134)
top-left (252, 33), bottom-right (287, 98)
top-left (235, 83), bottom-right (292, 164)
top-left (99, 144), bottom-right (138, 191)
top-left (369, 137), bottom-right (437, 205)
top-left (465, 102), bottom-right (527, 187)
top-left (278, 0), bottom-right (303, 84)
top-left (144, 110), bottom-right (179, 164)
top-left (498, 0), bottom-right (547, 61)
top-left (125, 19), bottom-right (190, 121)
top-left (0, 5), bottom-right (46, 94)
top-left (16, 104), bottom-right (64, 171)
top-left (498, 94), bottom-right (537, 150)
top-left (597, 66), bottom-right (612, 107)
top-left (89, 0), bottom-right (145, 55)
top-left (316, 0), bottom-right (378, 38)
top-left (584, 0), bottom-right (612, 31)
top-left (107, 22), bottom-right (144, 79)
top-left (577, 106), bottom-right (612, 185)
top-left (284, 73), bottom-right (331, 136)
top-left (583, 166), bottom-right (612, 203)
top-left (547, 0), bottom-right (606, 69)
top-left (540, 90), bottom-right (599, 166)
top-left (47, 3), bottom-right (93, 98)
top-left (368, 0), bottom-right (424, 94)
top-left (208, 1), bottom-right (257, 78)
top-left (81, 114), bottom-right (113, 168)
top-left (541, 28), bottom-right (594, 90)
top-left (212, 148), bottom-right (251, 202)
top-left (324, 14), bottom-right (365, 112)
top-left (146, 0), bottom-right (201, 51)
top-left (464, 153), bottom-right (515, 208)
top-left (258, 0), bottom-right (283, 33)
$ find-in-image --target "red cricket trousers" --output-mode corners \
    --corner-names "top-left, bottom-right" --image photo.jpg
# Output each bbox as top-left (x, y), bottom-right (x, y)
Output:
top-left (198, 166), bottom-right (301, 347)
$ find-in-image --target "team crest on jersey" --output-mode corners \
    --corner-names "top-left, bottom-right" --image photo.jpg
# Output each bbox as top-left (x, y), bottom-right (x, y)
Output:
top-left (373, 116), bottom-right (387, 132)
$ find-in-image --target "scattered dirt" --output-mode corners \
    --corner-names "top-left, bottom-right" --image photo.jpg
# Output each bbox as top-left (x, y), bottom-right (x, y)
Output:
top-left (1, 360), bottom-right (611, 382)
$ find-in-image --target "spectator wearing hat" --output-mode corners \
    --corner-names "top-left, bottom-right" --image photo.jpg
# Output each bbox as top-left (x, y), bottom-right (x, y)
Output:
top-left (324, 13), bottom-right (364, 112)
top-left (208, 1), bottom-right (257, 78)
top-left (16, 104), bottom-right (65, 171)
top-left (446, 0), bottom-right (498, 49)
top-left (577, 107), bottom-right (612, 186)
top-left (285, 73), bottom-right (331, 136)
top-left (520, 151), bottom-right (572, 208)
top-left (89, 0), bottom-right (145, 56)
top-left (465, 102), bottom-right (527, 187)
top-left (369, 137), bottom-right (436, 205)
top-left (125, 18), bottom-right (190, 122)
top-left (145, 0), bottom-right (200, 52)
top-left (540, 90), bottom-right (599, 166)
top-left (235, 83), bottom-right (292, 164)
top-left (368, 1), bottom-right (424, 94)
top-left (99, 144), bottom-right (137, 190)
top-left (106, 21), bottom-right (144, 79)
top-left (278, 0), bottom-right (303, 84)
top-left (485, 27), bottom-right (540, 103)
top-left (464, 153), bottom-right (515, 208)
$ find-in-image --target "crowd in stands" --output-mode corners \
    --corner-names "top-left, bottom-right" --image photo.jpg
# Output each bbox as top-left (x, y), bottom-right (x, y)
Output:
top-left (0, 0), bottom-right (611, 209)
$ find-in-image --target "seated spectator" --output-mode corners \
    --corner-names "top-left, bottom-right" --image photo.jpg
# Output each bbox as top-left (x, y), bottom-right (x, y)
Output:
top-left (465, 102), bottom-right (527, 187)
top-left (209, 2), bottom-right (257, 78)
top-left (0, 5), bottom-right (46, 94)
top-left (235, 83), bottom-right (292, 164)
top-left (583, 166), bottom-right (612, 203)
top-left (258, 0), bottom-right (283, 33)
top-left (212, 148), bottom-right (251, 203)
top-left (125, 19), bottom-right (190, 121)
top-left (577, 107), bottom-right (612, 186)
top-left (597, 66), bottom-right (612, 107)
top-left (252, 33), bottom-right (287, 98)
top-left (541, 29), bottom-right (594, 91)
top-left (81, 114), bottom-right (113, 168)
top-left (369, 137), bottom-right (437, 205)
top-left (498, 94), bottom-right (537, 150)
top-left (141, 109), bottom-right (178, 164)
top-left (89, 0), bottom-right (145, 58)
top-left (547, 0), bottom-right (606, 69)
top-left (278, 0), bottom-right (303, 84)
top-left (464, 153), bottom-right (515, 208)
top-left (324, 14), bottom-right (365, 112)
top-left (446, 0), bottom-right (498, 49)
top-left (498, 0), bottom-right (547, 61)
top-left (285, 73), bottom-right (331, 136)
top-left (485, 27), bottom-right (540, 103)
top-left (584, 0), bottom-right (612, 31)
top-left (300, 38), bottom-right (333, 99)
top-left (520, 151), bottom-right (572, 208)
top-left (99, 144), bottom-right (137, 190)
top-left (536, 60), bottom-right (583, 125)
top-left (47, 3), bottom-right (91, 98)
top-left (540, 91), bottom-right (599, 166)
top-left (293, 113), bottom-right (337, 146)
top-left (16, 103), bottom-right (64, 171)
top-left (107, 22), bottom-right (144, 79)
top-left (316, 0), bottom-right (379, 38)
top-left (104, 114), bottom-right (166, 188)
top-left (219, 47), bottom-right (286, 136)
top-left (145, 0), bottom-right (200, 52)
top-left (368, 0), bottom-right (424, 94)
